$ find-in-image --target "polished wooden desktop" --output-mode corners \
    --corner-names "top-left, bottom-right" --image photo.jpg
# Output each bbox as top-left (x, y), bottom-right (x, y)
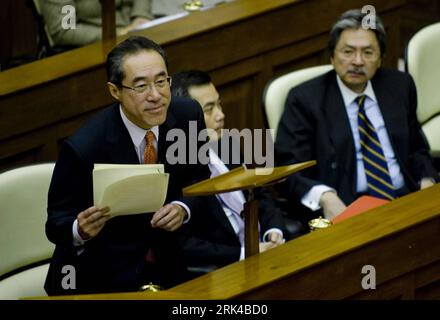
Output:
top-left (32, 183), bottom-right (440, 300)
top-left (183, 161), bottom-right (316, 257)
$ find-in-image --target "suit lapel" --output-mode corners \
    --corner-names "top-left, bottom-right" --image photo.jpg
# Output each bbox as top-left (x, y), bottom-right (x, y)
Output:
top-left (105, 104), bottom-right (179, 165)
top-left (324, 73), bottom-right (357, 193)
top-left (105, 104), bottom-right (140, 165)
top-left (158, 108), bottom-right (177, 164)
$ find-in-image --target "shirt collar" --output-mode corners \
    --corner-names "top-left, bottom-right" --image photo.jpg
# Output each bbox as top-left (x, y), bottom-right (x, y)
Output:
top-left (119, 105), bottom-right (159, 147)
top-left (336, 74), bottom-right (377, 107)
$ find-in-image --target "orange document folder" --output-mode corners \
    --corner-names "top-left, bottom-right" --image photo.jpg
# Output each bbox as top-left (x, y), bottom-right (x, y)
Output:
top-left (331, 195), bottom-right (390, 224)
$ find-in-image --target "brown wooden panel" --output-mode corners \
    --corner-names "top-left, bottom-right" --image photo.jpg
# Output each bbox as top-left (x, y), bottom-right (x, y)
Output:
top-left (220, 77), bottom-right (256, 130)
top-left (102, 0), bottom-right (116, 41)
top-left (400, 0), bottom-right (440, 55)
top-left (236, 218), bottom-right (440, 299)
top-left (415, 279), bottom-right (440, 299)
top-left (0, 0), bottom-right (38, 70)
top-left (0, 126), bottom-right (57, 172)
top-left (0, 68), bottom-right (110, 142)
top-left (414, 260), bottom-right (440, 299)
top-left (415, 260), bottom-right (440, 288)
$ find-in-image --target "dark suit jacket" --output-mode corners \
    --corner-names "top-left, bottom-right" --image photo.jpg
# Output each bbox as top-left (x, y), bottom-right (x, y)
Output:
top-left (45, 97), bottom-right (211, 295)
top-left (180, 143), bottom-right (287, 271)
top-left (275, 68), bottom-right (438, 207)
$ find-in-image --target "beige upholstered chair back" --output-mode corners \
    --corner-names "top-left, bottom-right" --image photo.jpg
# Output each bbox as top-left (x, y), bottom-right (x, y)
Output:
top-left (263, 65), bottom-right (333, 141)
top-left (407, 22), bottom-right (440, 151)
top-left (0, 163), bottom-right (55, 299)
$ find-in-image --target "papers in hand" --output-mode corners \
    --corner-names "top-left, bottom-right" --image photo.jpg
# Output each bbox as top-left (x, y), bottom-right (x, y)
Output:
top-left (93, 164), bottom-right (169, 217)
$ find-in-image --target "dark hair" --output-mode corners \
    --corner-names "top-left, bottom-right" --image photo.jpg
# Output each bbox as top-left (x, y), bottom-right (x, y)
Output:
top-left (328, 9), bottom-right (386, 57)
top-left (106, 36), bottom-right (168, 85)
top-left (171, 70), bottom-right (212, 97)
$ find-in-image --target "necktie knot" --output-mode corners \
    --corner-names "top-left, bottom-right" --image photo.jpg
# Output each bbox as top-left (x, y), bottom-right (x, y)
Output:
top-left (356, 95), bottom-right (367, 111)
top-left (146, 131), bottom-right (155, 145)
top-left (144, 131), bottom-right (157, 164)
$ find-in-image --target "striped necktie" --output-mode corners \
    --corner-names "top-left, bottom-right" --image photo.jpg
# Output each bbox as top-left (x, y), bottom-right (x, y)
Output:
top-left (357, 95), bottom-right (395, 200)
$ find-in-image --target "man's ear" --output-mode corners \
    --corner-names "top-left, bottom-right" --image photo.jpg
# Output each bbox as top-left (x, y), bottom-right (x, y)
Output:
top-left (107, 82), bottom-right (121, 101)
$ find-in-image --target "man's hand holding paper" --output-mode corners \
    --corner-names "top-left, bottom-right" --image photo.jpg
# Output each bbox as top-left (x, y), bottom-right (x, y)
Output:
top-left (151, 203), bottom-right (187, 232)
top-left (77, 205), bottom-right (111, 240)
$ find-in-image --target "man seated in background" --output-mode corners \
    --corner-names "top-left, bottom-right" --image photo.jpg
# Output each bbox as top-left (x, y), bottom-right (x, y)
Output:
top-left (275, 9), bottom-right (438, 227)
top-left (38, 0), bottom-right (233, 49)
top-left (39, 0), bottom-right (152, 47)
top-left (172, 70), bottom-right (302, 277)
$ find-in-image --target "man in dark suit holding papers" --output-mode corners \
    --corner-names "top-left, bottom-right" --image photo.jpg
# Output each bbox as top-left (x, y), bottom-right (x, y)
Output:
top-left (45, 36), bottom-right (210, 295)
top-left (275, 10), bottom-right (438, 225)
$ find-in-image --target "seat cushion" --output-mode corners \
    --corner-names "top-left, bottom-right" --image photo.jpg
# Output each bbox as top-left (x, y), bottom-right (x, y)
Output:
top-left (0, 264), bottom-right (49, 300)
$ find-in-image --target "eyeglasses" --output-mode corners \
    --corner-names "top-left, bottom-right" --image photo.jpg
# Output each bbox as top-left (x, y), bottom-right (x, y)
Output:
top-left (119, 76), bottom-right (172, 94)
top-left (336, 48), bottom-right (379, 61)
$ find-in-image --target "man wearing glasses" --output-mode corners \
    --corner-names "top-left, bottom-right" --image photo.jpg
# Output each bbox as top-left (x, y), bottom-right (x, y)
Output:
top-left (275, 9), bottom-right (438, 226)
top-left (45, 36), bottom-right (210, 295)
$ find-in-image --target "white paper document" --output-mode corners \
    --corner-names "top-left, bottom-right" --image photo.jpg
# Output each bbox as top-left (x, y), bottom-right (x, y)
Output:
top-left (93, 164), bottom-right (169, 217)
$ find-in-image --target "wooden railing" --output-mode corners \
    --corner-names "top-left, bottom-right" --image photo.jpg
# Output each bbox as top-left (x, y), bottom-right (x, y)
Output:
top-left (32, 183), bottom-right (440, 300)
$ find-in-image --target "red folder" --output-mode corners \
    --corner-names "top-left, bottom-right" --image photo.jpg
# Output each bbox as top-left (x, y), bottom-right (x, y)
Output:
top-left (332, 195), bottom-right (390, 224)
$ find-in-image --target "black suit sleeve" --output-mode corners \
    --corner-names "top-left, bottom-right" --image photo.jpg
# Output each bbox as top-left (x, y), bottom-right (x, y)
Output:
top-left (275, 89), bottom-right (325, 199)
top-left (180, 231), bottom-right (241, 267)
top-left (255, 187), bottom-right (288, 237)
top-left (46, 140), bottom-right (93, 246)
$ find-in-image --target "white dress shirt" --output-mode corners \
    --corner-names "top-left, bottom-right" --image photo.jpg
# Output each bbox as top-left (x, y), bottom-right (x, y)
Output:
top-left (208, 148), bottom-right (283, 260)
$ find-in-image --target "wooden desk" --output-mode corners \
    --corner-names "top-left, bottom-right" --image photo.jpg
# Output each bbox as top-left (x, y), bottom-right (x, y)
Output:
top-left (169, 183), bottom-right (440, 299)
top-left (0, 0), bottom-right (405, 171)
top-left (34, 183), bottom-right (440, 300)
